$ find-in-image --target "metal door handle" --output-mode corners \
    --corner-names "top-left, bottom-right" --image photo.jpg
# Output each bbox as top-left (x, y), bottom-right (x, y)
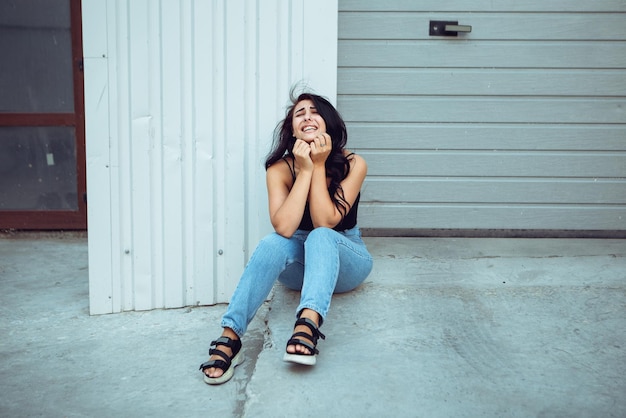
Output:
top-left (445, 24), bottom-right (472, 33)
top-left (429, 20), bottom-right (472, 37)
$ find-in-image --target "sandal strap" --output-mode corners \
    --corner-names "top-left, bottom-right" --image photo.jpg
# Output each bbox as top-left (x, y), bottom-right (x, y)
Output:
top-left (210, 336), bottom-right (242, 356)
top-left (290, 331), bottom-right (318, 343)
top-left (294, 317), bottom-right (326, 342)
top-left (284, 317), bottom-right (325, 355)
top-left (199, 336), bottom-right (242, 372)
top-left (211, 336), bottom-right (242, 350)
top-left (199, 358), bottom-right (228, 372)
top-left (286, 337), bottom-right (318, 355)
top-left (208, 348), bottom-right (231, 364)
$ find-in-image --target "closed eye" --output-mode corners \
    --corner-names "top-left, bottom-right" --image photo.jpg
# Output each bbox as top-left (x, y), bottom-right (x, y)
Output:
top-left (294, 105), bottom-right (317, 117)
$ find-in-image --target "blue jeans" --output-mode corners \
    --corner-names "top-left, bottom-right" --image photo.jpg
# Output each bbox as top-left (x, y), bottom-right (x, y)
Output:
top-left (221, 226), bottom-right (373, 338)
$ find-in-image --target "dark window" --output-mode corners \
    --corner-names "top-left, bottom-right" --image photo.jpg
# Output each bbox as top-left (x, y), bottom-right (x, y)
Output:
top-left (0, 0), bottom-right (86, 229)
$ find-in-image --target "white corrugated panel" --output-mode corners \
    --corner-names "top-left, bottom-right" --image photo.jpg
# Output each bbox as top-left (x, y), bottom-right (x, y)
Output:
top-left (338, 0), bottom-right (626, 234)
top-left (83, 0), bottom-right (338, 314)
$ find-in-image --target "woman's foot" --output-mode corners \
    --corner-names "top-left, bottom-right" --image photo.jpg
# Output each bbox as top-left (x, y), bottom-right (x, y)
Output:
top-left (204, 328), bottom-right (238, 378)
top-left (284, 309), bottom-right (325, 365)
top-left (199, 328), bottom-right (244, 385)
top-left (286, 310), bottom-right (319, 355)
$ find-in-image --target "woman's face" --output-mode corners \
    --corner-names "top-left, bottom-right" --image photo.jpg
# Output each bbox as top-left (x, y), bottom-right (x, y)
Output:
top-left (292, 99), bottom-right (327, 143)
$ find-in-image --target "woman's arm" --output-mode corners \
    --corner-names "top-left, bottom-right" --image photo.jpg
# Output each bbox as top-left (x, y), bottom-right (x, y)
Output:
top-left (308, 149), bottom-right (367, 229)
top-left (267, 140), bottom-right (314, 238)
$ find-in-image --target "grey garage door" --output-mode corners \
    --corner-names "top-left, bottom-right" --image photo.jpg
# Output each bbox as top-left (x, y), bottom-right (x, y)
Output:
top-left (338, 0), bottom-right (626, 235)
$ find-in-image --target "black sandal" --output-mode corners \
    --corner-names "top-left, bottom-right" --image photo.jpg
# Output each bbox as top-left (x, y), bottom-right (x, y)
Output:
top-left (199, 336), bottom-right (244, 385)
top-left (283, 317), bottom-right (326, 366)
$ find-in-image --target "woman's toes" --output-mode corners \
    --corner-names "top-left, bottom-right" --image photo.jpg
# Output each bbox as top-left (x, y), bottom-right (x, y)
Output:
top-left (295, 343), bottom-right (310, 355)
top-left (286, 342), bottom-right (310, 355)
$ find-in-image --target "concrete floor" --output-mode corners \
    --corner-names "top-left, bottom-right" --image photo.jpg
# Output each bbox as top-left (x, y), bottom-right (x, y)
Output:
top-left (1, 234), bottom-right (625, 417)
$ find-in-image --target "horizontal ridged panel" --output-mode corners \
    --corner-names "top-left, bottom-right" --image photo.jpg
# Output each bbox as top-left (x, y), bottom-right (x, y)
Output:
top-left (363, 178), bottom-right (626, 204)
top-left (339, 96), bottom-right (626, 124)
top-left (339, 1), bottom-right (626, 12)
top-left (346, 124), bottom-right (626, 151)
top-left (361, 151), bottom-right (626, 178)
top-left (340, 13), bottom-right (626, 41)
top-left (338, 40), bottom-right (626, 69)
top-left (359, 204), bottom-right (626, 230)
top-left (339, 69), bottom-right (626, 97)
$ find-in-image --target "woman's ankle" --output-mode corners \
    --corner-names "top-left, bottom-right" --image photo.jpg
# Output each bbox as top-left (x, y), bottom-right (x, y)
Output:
top-left (222, 327), bottom-right (239, 340)
top-left (298, 309), bottom-right (321, 327)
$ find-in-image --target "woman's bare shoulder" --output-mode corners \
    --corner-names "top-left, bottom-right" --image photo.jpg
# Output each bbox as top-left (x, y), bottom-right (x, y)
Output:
top-left (344, 150), bottom-right (367, 168)
top-left (267, 157), bottom-right (294, 183)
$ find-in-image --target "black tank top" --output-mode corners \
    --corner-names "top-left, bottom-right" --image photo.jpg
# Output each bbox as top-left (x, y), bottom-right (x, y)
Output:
top-left (283, 157), bottom-right (360, 232)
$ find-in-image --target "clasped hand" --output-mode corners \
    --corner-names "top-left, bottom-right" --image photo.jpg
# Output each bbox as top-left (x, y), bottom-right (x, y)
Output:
top-left (293, 133), bottom-right (332, 172)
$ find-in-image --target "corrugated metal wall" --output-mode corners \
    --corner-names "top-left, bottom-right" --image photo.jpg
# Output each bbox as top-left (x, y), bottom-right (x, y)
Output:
top-left (82, 0), bottom-right (338, 314)
top-left (338, 0), bottom-right (626, 234)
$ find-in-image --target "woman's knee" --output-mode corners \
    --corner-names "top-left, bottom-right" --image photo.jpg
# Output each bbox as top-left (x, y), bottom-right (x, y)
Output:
top-left (259, 232), bottom-right (288, 246)
top-left (305, 227), bottom-right (336, 244)
top-left (246, 233), bottom-right (295, 268)
top-left (256, 232), bottom-right (293, 254)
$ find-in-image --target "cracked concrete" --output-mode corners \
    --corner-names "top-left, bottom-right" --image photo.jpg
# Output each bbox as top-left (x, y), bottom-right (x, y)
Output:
top-left (1, 235), bottom-right (625, 417)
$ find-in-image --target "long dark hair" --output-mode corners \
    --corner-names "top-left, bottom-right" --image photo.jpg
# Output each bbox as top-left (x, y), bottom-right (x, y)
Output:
top-left (265, 91), bottom-right (352, 218)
